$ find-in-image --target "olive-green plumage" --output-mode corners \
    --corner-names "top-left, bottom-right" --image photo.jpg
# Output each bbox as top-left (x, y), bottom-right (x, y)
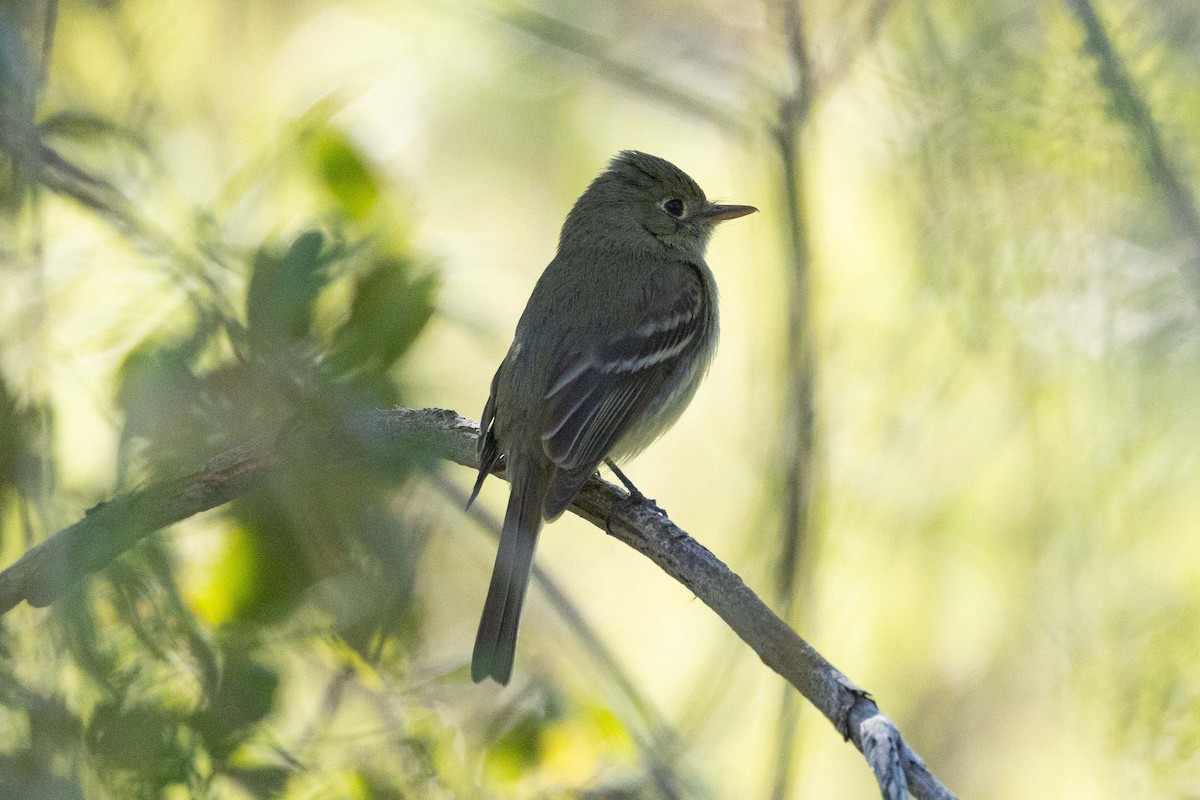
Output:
top-left (467, 150), bottom-right (756, 684)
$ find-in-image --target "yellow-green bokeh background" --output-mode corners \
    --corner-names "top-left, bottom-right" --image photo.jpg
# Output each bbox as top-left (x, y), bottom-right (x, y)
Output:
top-left (3, 0), bottom-right (1200, 798)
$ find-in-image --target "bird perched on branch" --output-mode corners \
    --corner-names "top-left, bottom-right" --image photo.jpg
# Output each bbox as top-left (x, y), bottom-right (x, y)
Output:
top-left (467, 150), bottom-right (756, 684)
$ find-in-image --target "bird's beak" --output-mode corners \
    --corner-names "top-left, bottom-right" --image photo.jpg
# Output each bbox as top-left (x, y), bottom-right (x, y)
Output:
top-left (701, 203), bottom-right (758, 223)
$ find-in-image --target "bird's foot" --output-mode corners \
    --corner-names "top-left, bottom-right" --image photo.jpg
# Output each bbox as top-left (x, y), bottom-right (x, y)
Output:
top-left (604, 460), bottom-right (667, 516)
top-left (617, 488), bottom-right (667, 517)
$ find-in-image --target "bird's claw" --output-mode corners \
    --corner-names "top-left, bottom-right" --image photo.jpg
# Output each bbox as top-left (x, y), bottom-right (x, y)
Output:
top-left (617, 489), bottom-right (667, 517)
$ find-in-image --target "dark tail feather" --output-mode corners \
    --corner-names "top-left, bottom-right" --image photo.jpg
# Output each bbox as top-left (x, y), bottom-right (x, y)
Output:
top-left (471, 466), bottom-right (544, 684)
top-left (466, 384), bottom-right (500, 510)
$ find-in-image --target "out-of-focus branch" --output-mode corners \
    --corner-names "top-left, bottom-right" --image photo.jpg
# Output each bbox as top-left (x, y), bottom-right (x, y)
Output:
top-left (494, 3), bottom-right (754, 138)
top-left (37, 0), bottom-right (57, 94)
top-left (0, 436), bottom-right (278, 612)
top-left (1066, 0), bottom-right (1200, 287)
top-left (0, 407), bottom-right (957, 800)
top-left (768, 2), bottom-right (819, 797)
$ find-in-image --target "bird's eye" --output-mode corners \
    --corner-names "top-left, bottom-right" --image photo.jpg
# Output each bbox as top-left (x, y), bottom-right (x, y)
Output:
top-left (662, 198), bottom-right (685, 218)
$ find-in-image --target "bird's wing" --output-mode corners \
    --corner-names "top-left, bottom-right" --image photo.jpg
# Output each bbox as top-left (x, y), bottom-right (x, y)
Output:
top-left (540, 264), bottom-right (707, 517)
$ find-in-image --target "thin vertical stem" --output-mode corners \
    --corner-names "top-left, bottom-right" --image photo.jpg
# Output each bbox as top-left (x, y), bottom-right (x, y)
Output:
top-left (769, 1), bottom-right (818, 797)
top-left (31, 0), bottom-right (58, 541)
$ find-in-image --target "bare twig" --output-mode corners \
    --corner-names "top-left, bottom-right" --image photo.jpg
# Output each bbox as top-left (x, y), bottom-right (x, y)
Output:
top-left (0, 438), bottom-right (278, 612)
top-left (0, 407), bottom-right (957, 799)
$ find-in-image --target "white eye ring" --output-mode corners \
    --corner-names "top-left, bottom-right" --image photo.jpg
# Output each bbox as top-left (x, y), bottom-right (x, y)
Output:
top-left (660, 197), bottom-right (686, 218)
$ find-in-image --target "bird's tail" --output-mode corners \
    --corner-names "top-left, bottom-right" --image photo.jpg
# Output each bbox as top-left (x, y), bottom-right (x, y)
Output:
top-left (471, 463), bottom-right (546, 684)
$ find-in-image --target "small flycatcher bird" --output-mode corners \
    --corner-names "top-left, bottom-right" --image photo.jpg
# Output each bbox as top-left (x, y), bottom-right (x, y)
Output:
top-left (467, 150), bottom-right (756, 684)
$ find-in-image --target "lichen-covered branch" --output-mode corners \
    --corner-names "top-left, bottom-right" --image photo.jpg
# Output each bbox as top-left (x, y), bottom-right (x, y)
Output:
top-left (0, 407), bottom-right (957, 800)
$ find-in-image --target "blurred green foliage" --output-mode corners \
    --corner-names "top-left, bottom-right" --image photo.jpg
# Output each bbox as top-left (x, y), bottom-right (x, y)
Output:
top-left (1, 0), bottom-right (467, 793)
top-left (2, 0), bottom-right (1200, 798)
top-left (0, 0), bottom-right (669, 795)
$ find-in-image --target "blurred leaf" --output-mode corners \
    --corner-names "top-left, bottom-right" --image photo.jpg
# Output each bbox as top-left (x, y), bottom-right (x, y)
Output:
top-left (311, 132), bottom-right (380, 220)
top-left (50, 590), bottom-right (119, 685)
top-left (247, 230), bottom-right (333, 353)
top-left (0, 754), bottom-right (85, 800)
top-left (0, 374), bottom-right (45, 502)
top-left (487, 712), bottom-right (546, 781)
top-left (85, 702), bottom-right (189, 777)
top-left (486, 686), bottom-right (569, 781)
top-left (38, 110), bottom-right (150, 154)
top-left (205, 496), bottom-right (323, 627)
top-left (115, 326), bottom-right (211, 476)
top-left (225, 764), bottom-right (292, 797)
top-left (582, 702), bottom-right (634, 752)
top-left (116, 331), bottom-right (205, 415)
top-left (189, 524), bottom-right (270, 629)
top-left (330, 258), bottom-right (438, 377)
top-left (356, 770), bottom-right (408, 800)
top-left (320, 557), bottom-right (419, 659)
top-left (193, 652), bottom-right (279, 760)
top-left (21, 689), bottom-right (84, 759)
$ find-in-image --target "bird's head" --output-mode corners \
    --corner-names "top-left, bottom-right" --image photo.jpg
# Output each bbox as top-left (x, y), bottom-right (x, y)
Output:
top-left (560, 150), bottom-right (757, 261)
